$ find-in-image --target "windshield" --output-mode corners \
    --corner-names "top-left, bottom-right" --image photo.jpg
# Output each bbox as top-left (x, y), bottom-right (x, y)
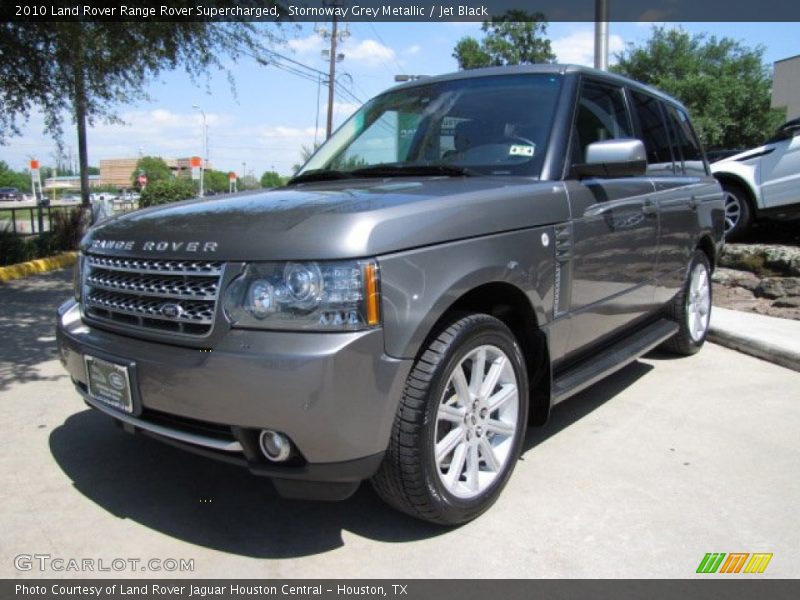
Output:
top-left (298, 73), bottom-right (563, 179)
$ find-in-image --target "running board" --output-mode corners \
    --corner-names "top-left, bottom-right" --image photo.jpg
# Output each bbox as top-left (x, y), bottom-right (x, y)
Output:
top-left (552, 319), bottom-right (679, 405)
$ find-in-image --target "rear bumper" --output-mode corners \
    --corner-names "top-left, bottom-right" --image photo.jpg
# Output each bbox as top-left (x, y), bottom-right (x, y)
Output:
top-left (57, 299), bottom-right (412, 498)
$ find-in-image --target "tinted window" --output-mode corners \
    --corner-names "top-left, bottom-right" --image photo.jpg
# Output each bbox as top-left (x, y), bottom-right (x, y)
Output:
top-left (301, 74), bottom-right (563, 177)
top-left (631, 91), bottom-right (675, 175)
top-left (572, 80), bottom-right (631, 163)
top-left (665, 106), bottom-right (707, 176)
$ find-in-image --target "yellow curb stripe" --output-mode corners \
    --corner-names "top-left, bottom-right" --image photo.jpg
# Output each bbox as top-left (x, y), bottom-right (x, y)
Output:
top-left (0, 251), bottom-right (78, 283)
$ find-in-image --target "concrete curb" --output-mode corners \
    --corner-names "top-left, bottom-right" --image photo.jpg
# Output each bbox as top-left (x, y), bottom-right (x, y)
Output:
top-left (0, 252), bottom-right (78, 283)
top-left (708, 307), bottom-right (800, 373)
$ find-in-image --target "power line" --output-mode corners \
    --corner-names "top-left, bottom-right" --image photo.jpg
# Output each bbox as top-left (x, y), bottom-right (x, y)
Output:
top-left (366, 23), bottom-right (406, 73)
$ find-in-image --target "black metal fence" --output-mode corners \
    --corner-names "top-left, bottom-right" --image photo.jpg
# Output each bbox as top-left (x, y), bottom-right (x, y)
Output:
top-left (0, 204), bottom-right (77, 237)
top-left (0, 202), bottom-right (138, 237)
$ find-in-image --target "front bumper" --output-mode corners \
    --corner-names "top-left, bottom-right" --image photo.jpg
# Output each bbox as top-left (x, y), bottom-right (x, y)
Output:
top-left (56, 299), bottom-right (412, 499)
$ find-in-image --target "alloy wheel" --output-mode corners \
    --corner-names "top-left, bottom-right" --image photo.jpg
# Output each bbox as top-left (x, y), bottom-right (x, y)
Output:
top-left (434, 344), bottom-right (520, 499)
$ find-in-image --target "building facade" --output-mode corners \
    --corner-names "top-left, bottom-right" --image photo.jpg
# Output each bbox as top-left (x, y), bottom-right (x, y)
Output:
top-left (772, 55), bottom-right (800, 121)
top-left (99, 157), bottom-right (213, 188)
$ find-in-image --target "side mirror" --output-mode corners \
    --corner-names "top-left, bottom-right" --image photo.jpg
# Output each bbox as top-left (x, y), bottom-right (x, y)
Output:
top-left (574, 138), bottom-right (647, 178)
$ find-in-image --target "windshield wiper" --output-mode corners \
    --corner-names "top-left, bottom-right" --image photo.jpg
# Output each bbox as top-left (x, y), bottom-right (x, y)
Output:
top-left (349, 164), bottom-right (475, 178)
top-left (287, 169), bottom-right (354, 185)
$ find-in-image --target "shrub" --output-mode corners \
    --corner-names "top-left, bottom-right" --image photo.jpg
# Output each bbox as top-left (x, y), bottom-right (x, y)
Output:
top-left (140, 179), bottom-right (197, 208)
top-left (51, 206), bottom-right (87, 251)
top-left (0, 230), bottom-right (35, 266)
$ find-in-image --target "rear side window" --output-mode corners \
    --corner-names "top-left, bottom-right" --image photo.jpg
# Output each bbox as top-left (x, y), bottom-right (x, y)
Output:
top-left (631, 91), bottom-right (675, 175)
top-left (666, 106), bottom-right (707, 176)
top-left (572, 80), bottom-right (631, 163)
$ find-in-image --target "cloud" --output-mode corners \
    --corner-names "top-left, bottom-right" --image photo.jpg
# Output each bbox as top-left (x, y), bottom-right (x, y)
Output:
top-left (287, 33), bottom-right (324, 55)
top-left (551, 29), bottom-right (625, 67)
top-left (342, 39), bottom-right (397, 67)
top-left (404, 45), bottom-right (421, 56)
top-left (330, 101), bottom-right (360, 118)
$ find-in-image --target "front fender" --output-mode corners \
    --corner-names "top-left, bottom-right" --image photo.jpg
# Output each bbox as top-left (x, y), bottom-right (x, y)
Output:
top-left (711, 160), bottom-right (762, 207)
top-left (379, 227), bottom-right (556, 359)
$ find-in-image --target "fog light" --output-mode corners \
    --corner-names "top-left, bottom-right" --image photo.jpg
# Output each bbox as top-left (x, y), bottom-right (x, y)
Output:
top-left (259, 429), bottom-right (291, 462)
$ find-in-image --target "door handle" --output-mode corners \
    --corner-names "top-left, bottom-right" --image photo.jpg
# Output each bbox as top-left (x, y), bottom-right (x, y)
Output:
top-left (641, 199), bottom-right (658, 215)
top-left (688, 195), bottom-right (698, 210)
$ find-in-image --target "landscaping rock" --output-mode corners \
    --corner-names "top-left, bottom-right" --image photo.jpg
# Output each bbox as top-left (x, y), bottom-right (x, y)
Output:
top-left (773, 297), bottom-right (800, 309)
top-left (755, 277), bottom-right (800, 300)
top-left (712, 267), bottom-right (760, 290)
top-left (720, 244), bottom-right (800, 276)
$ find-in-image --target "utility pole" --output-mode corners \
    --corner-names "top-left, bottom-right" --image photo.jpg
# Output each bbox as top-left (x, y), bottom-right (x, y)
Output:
top-left (326, 17), bottom-right (338, 139)
top-left (594, 0), bottom-right (609, 71)
top-left (318, 5), bottom-right (349, 139)
top-left (192, 104), bottom-right (207, 198)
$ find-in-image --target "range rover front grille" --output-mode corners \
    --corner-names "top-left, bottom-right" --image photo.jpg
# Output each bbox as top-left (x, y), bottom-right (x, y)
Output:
top-left (83, 255), bottom-right (224, 337)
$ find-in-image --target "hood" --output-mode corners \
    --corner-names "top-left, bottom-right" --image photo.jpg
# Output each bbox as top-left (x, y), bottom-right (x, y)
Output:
top-left (83, 177), bottom-right (569, 261)
top-left (711, 142), bottom-right (775, 167)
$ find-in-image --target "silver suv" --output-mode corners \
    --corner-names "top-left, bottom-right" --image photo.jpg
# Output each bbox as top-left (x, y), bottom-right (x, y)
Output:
top-left (57, 65), bottom-right (724, 524)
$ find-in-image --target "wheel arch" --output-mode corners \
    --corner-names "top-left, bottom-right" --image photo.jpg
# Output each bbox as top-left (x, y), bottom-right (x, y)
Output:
top-left (713, 172), bottom-right (758, 214)
top-left (695, 233), bottom-right (718, 272)
top-left (420, 281), bottom-right (552, 426)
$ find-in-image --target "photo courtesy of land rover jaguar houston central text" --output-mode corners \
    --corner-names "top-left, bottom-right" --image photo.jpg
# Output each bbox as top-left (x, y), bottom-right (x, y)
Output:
top-left (57, 65), bottom-right (724, 525)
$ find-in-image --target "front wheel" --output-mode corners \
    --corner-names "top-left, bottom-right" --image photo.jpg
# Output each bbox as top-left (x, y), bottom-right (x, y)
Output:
top-left (663, 250), bottom-right (712, 356)
top-left (371, 314), bottom-right (529, 525)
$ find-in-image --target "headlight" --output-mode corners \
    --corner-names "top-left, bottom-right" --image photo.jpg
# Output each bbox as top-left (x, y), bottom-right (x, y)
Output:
top-left (223, 260), bottom-right (380, 331)
top-left (72, 254), bottom-right (83, 302)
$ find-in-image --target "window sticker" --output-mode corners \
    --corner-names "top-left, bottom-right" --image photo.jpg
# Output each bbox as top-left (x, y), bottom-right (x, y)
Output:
top-left (509, 144), bottom-right (535, 157)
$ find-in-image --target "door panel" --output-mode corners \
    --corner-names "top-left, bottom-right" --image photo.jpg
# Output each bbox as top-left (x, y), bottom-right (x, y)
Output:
top-left (565, 179), bottom-right (659, 356)
top-left (761, 135), bottom-right (800, 208)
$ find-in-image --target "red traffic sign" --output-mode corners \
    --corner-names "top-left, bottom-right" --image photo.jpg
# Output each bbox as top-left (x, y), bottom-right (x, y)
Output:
top-left (29, 159), bottom-right (40, 171)
top-left (190, 156), bottom-right (202, 168)
top-left (138, 174), bottom-right (148, 185)
top-left (228, 172), bottom-right (237, 181)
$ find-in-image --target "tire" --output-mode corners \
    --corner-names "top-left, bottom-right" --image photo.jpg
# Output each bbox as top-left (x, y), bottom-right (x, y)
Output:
top-left (371, 313), bottom-right (529, 525)
top-left (721, 182), bottom-right (753, 242)
top-left (662, 250), bottom-right (712, 356)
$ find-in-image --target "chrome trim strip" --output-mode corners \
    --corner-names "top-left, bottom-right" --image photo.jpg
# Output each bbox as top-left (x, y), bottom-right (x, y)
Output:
top-left (86, 282), bottom-right (217, 301)
top-left (83, 393), bottom-right (243, 452)
top-left (84, 298), bottom-right (214, 325)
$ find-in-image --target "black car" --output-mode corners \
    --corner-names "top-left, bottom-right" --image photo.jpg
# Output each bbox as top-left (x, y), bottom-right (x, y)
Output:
top-left (0, 187), bottom-right (20, 201)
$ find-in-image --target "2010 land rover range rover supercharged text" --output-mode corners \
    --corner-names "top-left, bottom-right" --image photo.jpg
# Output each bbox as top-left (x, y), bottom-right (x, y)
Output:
top-left (57, 65), bottom-right (724, 525)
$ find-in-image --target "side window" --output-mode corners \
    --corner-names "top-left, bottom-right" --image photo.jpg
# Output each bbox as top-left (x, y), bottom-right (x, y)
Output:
top-left (572, 80), bottom-right (631, 163)
top-left (665, 106), bottom-right (707, 176)
top-left (631, 91), bottom-right (675, 176)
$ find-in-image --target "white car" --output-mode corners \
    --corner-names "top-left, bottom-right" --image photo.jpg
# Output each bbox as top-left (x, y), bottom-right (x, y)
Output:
top-left (711, 117), bottom-right (800, 240)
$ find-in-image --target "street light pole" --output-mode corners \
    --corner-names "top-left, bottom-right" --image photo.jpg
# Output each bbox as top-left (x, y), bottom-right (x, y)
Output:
top-left (594, 0), bottom-right (609, 71)
top-left (192, 104), bottom-right (207, 198)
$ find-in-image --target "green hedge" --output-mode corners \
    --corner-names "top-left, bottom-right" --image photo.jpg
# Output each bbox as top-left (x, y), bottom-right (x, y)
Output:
top-left (139, 179), bottom-right (197, 207)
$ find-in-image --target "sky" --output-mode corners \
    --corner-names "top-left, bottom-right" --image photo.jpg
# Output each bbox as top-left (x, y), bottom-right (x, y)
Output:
top-left (2, 21), bottom-right (799, 178)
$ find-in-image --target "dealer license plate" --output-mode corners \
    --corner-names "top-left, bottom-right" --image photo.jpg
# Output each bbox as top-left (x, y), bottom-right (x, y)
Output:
top-left (84, 355), bottom-right (133, 414)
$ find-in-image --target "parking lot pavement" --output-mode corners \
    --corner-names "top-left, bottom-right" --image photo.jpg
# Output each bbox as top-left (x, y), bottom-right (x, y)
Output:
top-left (2, 270), bottom-right (799, 579)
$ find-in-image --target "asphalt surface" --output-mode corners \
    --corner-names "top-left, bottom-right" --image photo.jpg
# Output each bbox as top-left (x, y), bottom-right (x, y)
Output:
top-left (1, 269), bottom-right (798, 578)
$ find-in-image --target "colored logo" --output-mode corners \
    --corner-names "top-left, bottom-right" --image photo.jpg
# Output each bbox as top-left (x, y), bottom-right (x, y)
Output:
top-left (697, 553), bottom-right (773, 574)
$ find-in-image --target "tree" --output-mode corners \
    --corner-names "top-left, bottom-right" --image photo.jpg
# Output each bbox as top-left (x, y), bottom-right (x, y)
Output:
top-left (292, 143), bottom-right (320, 174)
top-left (132, 156), bottom-right (173, 188)
top-left (0, 161), bottom-right (30, 192)
top-left (453, 10), bottom-right (555, 70)
top-left (139, 179), bottom-right (196, 208)
top-left (260, 171), bottom-right (283, 188)
top-left (612, 26), bottom-right (785, 150)
top-left (0, 13), bottom-right (278, 206)
top-left (202, 170), bottom-right (231, 194)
